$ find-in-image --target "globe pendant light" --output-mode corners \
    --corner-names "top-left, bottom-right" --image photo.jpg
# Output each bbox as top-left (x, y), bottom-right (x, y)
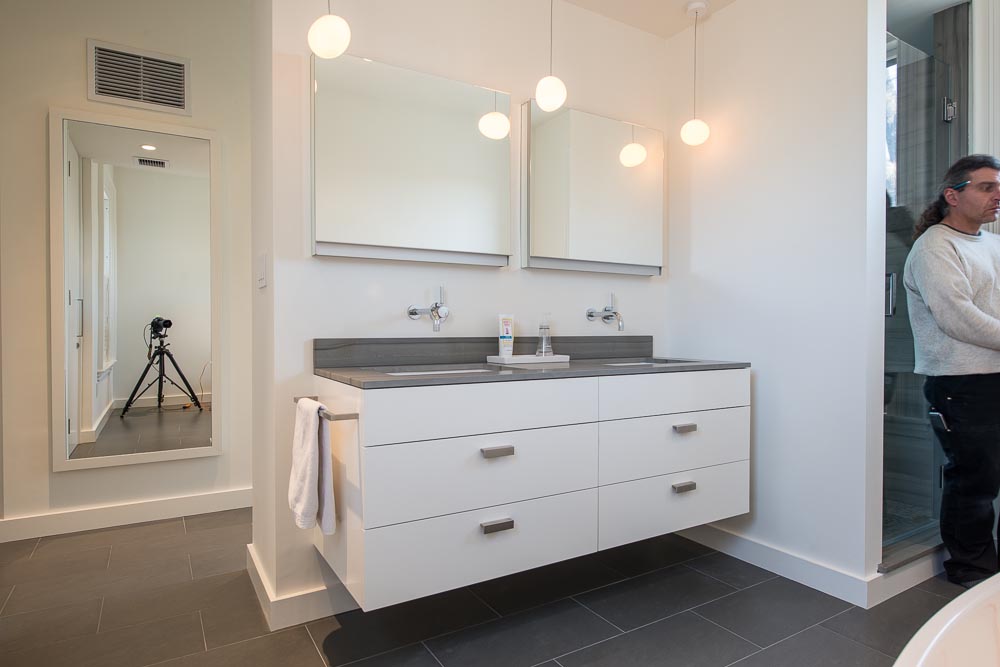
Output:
top-left (680, 1), bottom-right (710, 146)
top-left (308, 0), bottom-right (351, 59)
top-left (479, 90), bottom-right (511, 140)
top-left (619, 124), bottom-right (647, 167)
top-left (535, 0), bottom-right (567, 112)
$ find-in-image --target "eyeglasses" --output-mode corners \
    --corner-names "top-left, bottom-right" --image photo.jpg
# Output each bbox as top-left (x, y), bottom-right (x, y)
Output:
top-left (947, 180), bottom-right (971, 192)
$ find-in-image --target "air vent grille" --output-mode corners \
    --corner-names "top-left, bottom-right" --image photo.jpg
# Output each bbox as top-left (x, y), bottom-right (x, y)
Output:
top-left (132, 157), bottom-right (169, 169)
top-left (88, 40), bottom-right (190, 115)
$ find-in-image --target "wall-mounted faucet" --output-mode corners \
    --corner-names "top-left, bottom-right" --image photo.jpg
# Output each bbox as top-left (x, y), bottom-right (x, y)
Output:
top-left (408, 286), bottom-right (451, 332)
top-left (587, 292), bottom-right (624, 332)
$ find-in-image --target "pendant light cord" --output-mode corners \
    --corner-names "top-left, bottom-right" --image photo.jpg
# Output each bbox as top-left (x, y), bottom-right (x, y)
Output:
top-left (327, 0), bottom-right (331, 14)
top-left (693, 11), bottom-right (698, 118)
top-left (549, 0), bottom-right (554, 75)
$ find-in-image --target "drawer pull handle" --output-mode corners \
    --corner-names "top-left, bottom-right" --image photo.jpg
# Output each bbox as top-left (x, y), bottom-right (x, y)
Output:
top-left (481, 445), bottom-right (515, 459)
top-left (481, 518), bottom-right (515, 534)
top-left (672, 481), bottom-right (697, 494)
top-left (673, 423), bottom-right (698, 434)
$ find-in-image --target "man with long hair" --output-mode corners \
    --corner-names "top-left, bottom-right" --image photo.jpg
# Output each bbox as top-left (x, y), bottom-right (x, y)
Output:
top-left (904, 154), bottom-right (1000, 588)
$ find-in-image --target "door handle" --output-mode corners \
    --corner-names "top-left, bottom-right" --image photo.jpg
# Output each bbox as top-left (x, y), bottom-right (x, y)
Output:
top-left (885, 273), bottom-right (897, 317)
top-left (76, 298), bottom-right (84, 338)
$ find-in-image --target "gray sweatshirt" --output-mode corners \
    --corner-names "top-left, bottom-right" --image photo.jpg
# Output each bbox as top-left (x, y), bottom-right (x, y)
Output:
top-left (903, 223), bottom-right (1000, 376)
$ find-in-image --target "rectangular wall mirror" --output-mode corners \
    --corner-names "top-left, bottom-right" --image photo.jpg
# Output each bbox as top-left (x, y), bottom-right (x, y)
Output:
top-left (521, 101), bottom-right (664, 275)
top-left (313, 55), bottom-right (511, 266)
top-left (49, 110), bottom-right (222, 470)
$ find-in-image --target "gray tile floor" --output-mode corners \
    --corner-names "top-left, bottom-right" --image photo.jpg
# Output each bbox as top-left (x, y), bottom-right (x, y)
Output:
top-left (0, 517), bottom-right (965, 667)
top-left (69, 405), bottom-right (212, 459)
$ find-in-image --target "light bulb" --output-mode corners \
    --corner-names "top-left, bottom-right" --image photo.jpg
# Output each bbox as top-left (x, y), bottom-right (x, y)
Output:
top-left (140, 144), bottom-right (157, 151)
top-left (535, 75), bottom-right (567, 112)
top-left (308, 14), bottom-right (351, 59)
top-left (619, 143), bottom-right (647, 167)
top-left (680, 118), bottom-right (710, 146)
top-left (478, 111), bottom-right (510, 140)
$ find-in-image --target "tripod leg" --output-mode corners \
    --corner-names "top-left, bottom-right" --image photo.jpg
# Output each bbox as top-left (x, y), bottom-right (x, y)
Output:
top-left (157, 348), bottom-right (166, 410)
top-left (121, 353), bottom-right (159, 417)
top-left (163, 349), bottom-right (203, 410)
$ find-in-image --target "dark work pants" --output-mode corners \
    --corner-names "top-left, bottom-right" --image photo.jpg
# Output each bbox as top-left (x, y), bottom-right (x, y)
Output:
top-left (924, 373), bottom-right (1000, 584)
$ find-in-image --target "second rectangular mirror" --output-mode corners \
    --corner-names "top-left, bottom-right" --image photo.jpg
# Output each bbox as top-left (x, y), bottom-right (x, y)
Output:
top-left (522, 101), bottom-right (664, 275)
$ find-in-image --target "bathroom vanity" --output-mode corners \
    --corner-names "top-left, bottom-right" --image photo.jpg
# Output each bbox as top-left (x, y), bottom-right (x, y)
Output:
top-left (312, 337), bottom-right (750, 611)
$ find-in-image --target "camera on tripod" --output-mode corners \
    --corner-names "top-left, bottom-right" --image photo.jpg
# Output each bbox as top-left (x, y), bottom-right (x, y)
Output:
top-left (149, 316), bottom-right (172, 339)
top-left (121, 316), bottom-right (202, 417)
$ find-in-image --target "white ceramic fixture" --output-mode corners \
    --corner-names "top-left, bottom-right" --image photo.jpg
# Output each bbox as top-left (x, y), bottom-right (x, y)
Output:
top-left (619, 124), bottom-right (647, 167)
top-left (479, 90), bottom-right (510, 140)
top-left (681, 1), bottom-right (710, 146)
top-left (535, 0), bottom-right (567, 112)
top-left (308, 3), bottom-right (351, 60)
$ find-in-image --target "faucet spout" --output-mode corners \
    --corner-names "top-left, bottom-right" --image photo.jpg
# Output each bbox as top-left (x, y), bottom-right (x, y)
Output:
top-left (603, 311), bottom-right (624, 332)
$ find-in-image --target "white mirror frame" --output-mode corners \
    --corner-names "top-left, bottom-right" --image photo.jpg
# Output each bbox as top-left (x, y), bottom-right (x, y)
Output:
top-left (48, 108), bottom-right (224, 471)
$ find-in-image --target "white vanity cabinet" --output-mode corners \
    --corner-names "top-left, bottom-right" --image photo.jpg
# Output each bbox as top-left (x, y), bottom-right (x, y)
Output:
top-left (314, 368), bottom-right (750, 611)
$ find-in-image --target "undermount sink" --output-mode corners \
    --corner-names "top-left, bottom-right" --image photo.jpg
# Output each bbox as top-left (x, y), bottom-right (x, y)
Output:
top-left (604, 359), bottom-right (695, 366)
top-left (385, 369), bottom-right (493, 376)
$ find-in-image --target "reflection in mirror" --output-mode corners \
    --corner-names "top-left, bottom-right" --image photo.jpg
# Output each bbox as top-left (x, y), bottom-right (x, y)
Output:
top-left (62, 121), bottom-right (211, 460)
top-left (313, 55), bottom-right (511, 265)
top-left (523, 101), bottom-right (664, 275)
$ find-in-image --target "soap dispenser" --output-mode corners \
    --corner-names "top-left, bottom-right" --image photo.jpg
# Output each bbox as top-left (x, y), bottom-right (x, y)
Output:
top-left (536, 313), bottom-right (554, 357)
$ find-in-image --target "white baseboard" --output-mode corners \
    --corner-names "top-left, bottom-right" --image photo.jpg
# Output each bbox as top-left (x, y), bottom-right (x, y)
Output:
top-left (0, 487), bottom-right (252, 543)
top-left (247, 543), bottom-right (359, 631)
top-left (80, 401), bottom-right (115, 444)
top-left (112, 392), bottom-right (212, 410)
top-left (680, 523), bottom-right (944, 609)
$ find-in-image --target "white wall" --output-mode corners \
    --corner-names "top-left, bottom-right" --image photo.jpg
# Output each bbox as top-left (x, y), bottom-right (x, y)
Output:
top-left (255, 0), bottom-right (673, 613)
top-left (0, 0), bottom-right (251, 530)
top-left (662, 0), bottom-right (887, 602)
top-left (114, 168), bottom-right (212, 404)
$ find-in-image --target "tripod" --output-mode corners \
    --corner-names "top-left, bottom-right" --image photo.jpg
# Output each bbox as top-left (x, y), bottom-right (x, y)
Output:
top-left (121, 336), bottom-right (202, 417)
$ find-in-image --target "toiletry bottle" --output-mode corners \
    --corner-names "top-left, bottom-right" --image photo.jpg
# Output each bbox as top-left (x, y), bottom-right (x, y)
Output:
top-left (536, 313), bottom-right (553, 357)
top-left (498, 314), bottom-right (514, 358)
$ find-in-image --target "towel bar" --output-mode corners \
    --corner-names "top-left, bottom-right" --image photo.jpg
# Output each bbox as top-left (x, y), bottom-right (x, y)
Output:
top-left (292, 396), bottom-right (359, 422)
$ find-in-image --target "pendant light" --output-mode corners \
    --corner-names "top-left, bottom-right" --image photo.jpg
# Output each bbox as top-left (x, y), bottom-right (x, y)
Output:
top-left (680, 1), bottom-right (710, 146)
top-left (535, 0), bottom-right (567, 112)
top-left (308, 0), bottom-right (351, 59)
top-left (479, 90), bottom-right (511, 140)
top-left (619, 124), bottom-right (647, 167)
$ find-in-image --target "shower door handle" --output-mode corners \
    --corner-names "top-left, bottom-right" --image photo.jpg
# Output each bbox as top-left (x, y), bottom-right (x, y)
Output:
top-left (76, 298), bottom-right (84, 338)
top-left (885, 273), bottom-right (897, 318)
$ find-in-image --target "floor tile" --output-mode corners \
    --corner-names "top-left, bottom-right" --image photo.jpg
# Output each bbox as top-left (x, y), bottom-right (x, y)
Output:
top-left (2, 554), bottom-right (191, 616)
top-left (311, 587), bottom-right (497, 666)
top-left (185, 508), bottom-right (252, 533)
top-left (190, 543), bottom-right (247, 580)
top-left (348, 643), bottom-right (443, 667)
top-left (152, 627), bottom-right (324, 666)
top-left (733, 625), bottom-right (894, 666)
top-left (575, 564), bottom-right (735, 630)
top-left (694, 577), bottom-right (852, 647)
top-left (110, 523), bottom-right (251, 567)
top-left (595, 534), bottom-right (713, 577)
top-left (33, 518), bottom-right (184, 558)
top-left (684, 552), bottom-right (777, 589)
top-left (0, 545), bottom-right (110, 586)
top-left (822, 587), bottom-right (949, 658)
top-left (470, 553), bottom-right (625, 616)
top-left (558, 611), bottom-right (757, 667)
top-left (0, 586), bottom-right (13, 613)
top-left (0, 598), bottom-right (101, 653)
top-left (424, 598), bottom-right (618, 667)
top-left (100, 570), bottom-right (263, 644)
top-left (2, 610), bottom-right (205, 667)
top-left (915, 573), bottom-right (966, 600)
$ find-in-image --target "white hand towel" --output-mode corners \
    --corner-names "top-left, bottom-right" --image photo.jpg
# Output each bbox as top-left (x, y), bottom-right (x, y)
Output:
top-left (288, 398), bottom-right (336, 535)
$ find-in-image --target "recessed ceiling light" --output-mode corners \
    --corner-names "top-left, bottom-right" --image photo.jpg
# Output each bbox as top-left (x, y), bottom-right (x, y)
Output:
top-left (141, 144), bottom-right (157, 151)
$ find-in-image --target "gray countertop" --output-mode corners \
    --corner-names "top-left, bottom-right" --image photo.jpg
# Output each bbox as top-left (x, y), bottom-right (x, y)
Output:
top-left (315, 357), bottom-right (751, 389)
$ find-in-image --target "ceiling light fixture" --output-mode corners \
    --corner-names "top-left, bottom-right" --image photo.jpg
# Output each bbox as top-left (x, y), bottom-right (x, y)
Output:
top-left (535, 0), bottom-right (567, 112)
top-left (140, 144), bottom-right (157, 151)
top-left (479, 90), bottom-right (511, 140)
top-left (680, 1), bottom-right (711, 146)
top-left (308, 0), bottom-right (351, 59)
top-left (619, 124), bottom-right (647, 167)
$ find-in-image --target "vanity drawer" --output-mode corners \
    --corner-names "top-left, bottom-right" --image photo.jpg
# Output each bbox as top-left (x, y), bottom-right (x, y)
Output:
top-left (361, 377), bottom-right (598, 446)
top-left (363, 488), bottom-right (598, 610)
top-left (598, 369), bottom-right (749, 420)
top-left (598, 460), bottom-right (749, 550)
top-left (362, 423), bottom-right (598, 528)
top-left (599, 407), bottom-right (750, 485)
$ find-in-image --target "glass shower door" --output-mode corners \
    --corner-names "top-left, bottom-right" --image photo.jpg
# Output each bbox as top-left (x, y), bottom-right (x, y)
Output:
top-left (881, 33), bottom-right (951, 570)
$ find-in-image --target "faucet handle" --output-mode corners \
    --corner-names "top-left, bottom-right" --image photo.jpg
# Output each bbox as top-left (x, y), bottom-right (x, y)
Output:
top-left (434, 304), bottom-right (450, 320)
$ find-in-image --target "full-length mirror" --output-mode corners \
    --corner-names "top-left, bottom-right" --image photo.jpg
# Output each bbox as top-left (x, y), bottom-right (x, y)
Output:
top-left (522, 101), bottom-right (664, 275)
top-left (51, 113), bottom-right (219, 469)
top-left (313, 55), bottom-right (511, 266)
